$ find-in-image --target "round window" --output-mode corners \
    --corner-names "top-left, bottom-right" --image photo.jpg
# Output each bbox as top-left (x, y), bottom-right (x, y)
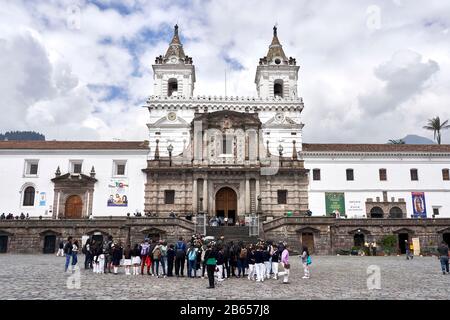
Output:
top-left (275, 58), bottom-right (281, 65)
top-left (167, 112), bottom-right (177, 121)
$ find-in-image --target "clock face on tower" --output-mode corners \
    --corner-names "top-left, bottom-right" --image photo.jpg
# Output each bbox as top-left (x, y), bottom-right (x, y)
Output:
top-left (167, 112), bottom-right (177, 122)
top-left (170, 56), bottom-right (178, 64)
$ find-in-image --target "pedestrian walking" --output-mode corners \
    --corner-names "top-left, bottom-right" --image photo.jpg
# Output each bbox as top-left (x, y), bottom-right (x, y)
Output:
top-left (405, 240), bottom-right (413, 260)
top-left (271, 246), bottom-right (279, 280)
top-left (254, 245), bottom-right (264, 282)
top-left (301, 246), bottom-right (311, 279)
top-left (140, 238), bottom-right (151, 275)
top-left (57, 240), bottom-right (64, 257)
top-left (437, 241), bottom-right (449, 275)
top-left (278, 244), bottom-right (290, 284)
top-left (63, 237), bottom-right (73, 272)
top-left (71, 240), bottom-right (79, 271)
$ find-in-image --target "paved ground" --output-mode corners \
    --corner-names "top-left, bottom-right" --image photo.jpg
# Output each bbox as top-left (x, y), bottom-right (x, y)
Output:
top-left (0, 254), bottom-right (449, 300)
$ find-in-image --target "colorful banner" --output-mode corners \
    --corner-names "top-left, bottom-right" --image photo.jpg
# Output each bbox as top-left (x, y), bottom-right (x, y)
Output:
top-left (107, 179), bottom-right (129, 207)
top-left (412, 192), bottom-right (427, 218)
top-left (39, 192), bottom-right (46, 206)
top-left (325, 192), bottom-right (345, 217)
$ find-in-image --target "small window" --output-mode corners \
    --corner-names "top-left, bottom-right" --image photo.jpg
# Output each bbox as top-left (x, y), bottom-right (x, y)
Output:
top-left (25, 160), bottom-right (39, 176)
top-left (346, 169), bottom-right (354, 181)
top-left (291, 132), bottom-right (297, 136)
top-left (410, 169), bottom-right (418, 181)
top-left (222, 134), bottom-right (233, 154)
top-left (277, 190), bottom-right (287, 204)
top-left (313, 169), bottom-right (321, 181)
top-left (443, 169), bottom-right (450, 181)
top-left (70, 161), bottom-right (83, 174)
top-left (164, 190), bottom-right (175, 204)
top-left (379, 169), bottom-right (387, 181)
top-left (23, 186), bottom-right (35, 206)
top-left (113, 161), bottom-right (127, 176)
top-left (433, 208), bottom-right (440, 216)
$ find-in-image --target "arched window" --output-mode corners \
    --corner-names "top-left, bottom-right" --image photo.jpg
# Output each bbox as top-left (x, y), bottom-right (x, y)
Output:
top-left (354, 234), bottom-right (365, 247)
top-left (389, 207), bottom-right (403, 218)
top-left (168, 78), bottom-right (178, 97)
top-left (274, 80), bottom-right (283, 98)
top-left (23, 186), bottom-right (35, 206)
top-left (370, 207), bottom-right (384, 219)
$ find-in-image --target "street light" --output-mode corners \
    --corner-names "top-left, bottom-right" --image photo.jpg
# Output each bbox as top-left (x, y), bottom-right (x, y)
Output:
top-left (167, 144), bottom-right (174, 166)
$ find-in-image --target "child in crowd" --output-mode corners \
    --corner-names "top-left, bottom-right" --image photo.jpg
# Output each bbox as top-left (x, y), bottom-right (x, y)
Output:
top-left (123, 244), bottom-right (132, 275)
top-left (301, 246), bottom-right (310, 279)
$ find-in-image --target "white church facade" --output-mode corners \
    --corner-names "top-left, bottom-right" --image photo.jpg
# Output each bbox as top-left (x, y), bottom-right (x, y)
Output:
top-left (1, 26), bottom-right (450, 254)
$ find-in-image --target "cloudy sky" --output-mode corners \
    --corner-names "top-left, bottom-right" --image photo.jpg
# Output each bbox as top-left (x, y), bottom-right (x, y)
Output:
top-left (1, 0), bottom-right (449, 143)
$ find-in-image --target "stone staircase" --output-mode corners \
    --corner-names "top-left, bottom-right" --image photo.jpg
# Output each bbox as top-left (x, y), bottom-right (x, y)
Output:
top-left (205, 226), bottom-right (259, 244)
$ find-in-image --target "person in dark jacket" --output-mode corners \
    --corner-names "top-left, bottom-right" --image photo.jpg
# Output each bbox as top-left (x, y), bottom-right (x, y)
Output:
top-left (271, 246), bottom-right (280, 280)
top-left (112, 243), bottom-right (123, 275)
top-left (166, 244), bottom-right (175, 277)
top-left (175, 237), bottom-right (187, 277)
top-left (83, 239), bottom-right (93, 269)
top-left (64, 237), bottom-right (73, 272)
top-left (437, 241), bottom-right (449, 275)
top-left (204, 244), bottom-right (218, 288)
top-left (254, 246), bottom-right (264, 282)
top-left (247, 245), bottom-right (256, 281)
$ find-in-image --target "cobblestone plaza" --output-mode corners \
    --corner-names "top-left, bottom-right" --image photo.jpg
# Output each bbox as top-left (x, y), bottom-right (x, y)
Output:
top-left (1, 254), bottom-right (448, 300)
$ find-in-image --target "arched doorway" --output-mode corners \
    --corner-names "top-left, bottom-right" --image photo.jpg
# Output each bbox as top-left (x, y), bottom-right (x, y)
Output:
top-left (215, 187), bottom-right (237, 225)
top-left (43, 235), bottom-right (56, 254)
top-left (354, 234), bottom-right (365, 247)
top-left (65, 195), bottom-right (83, 219)
top-left (0, 236), bottom-right (8, 253)
top-left (443, 233), bottom-right (450, 247)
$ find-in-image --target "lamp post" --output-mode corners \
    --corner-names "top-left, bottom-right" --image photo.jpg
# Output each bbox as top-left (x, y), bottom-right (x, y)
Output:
top-left (167, 144), bottom-right (174, 167)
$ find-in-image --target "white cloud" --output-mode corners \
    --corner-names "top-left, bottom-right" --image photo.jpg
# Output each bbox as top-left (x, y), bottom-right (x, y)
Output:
top-left (1, 0), bottom-right (450, 144)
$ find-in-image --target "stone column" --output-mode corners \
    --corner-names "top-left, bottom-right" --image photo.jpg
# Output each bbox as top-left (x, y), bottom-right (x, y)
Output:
top-left (193, 178), bottom-right (198, 213)
top-left (55, 191), bottom-right (61, 219)
top-left (255, 178), bottom-right (260, 204)
top-left (245, 178), bottom-right (250, 214)
top-left (203, 178), bottom-right (208, 214)
top-left (86, 190), bottom-right (90, 218)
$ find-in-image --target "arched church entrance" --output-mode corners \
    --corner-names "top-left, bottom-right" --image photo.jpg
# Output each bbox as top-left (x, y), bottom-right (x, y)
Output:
top-left (215, 187), bottom-right (237, 226)
top-left (65, 195), bottom-right (83, 219)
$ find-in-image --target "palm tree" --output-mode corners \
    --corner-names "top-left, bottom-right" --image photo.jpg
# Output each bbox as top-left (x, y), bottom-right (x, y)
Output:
top-left (423, 117), bottom-right (450, 145)
top-left (388, 139), bottom-right (405, 145)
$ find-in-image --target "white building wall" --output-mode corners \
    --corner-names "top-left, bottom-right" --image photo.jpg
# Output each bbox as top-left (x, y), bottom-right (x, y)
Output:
top-left (304, 155), bottom-right (450, 218)
top-left (0, 150), bottom-right (148, 217)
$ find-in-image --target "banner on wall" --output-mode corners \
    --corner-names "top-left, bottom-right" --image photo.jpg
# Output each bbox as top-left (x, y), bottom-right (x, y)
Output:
top-left (107, 179), bottom-right (129, 207)
top-left (412, 192), bottom-right (427, 218)
top-left (325, 192), bottom-right (346, 217)
top-left (39, 192), bottom-right (46, 206)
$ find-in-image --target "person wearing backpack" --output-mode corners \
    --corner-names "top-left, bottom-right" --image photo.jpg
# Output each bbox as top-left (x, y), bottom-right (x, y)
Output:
top-left (104, 236), bottom-right (114, 273)
top-left (63, 236), bottom-right (73, 272)
top-left (152, 242), bottom-right (162, 277)
top-left (140, 238), bottom-right (151, 275)
top-left (301, 246), bottom-right (311, 279)
top-left (187, 245), bottom-right (198, 278)
top-left (175, 237), bottom-right (187, 277)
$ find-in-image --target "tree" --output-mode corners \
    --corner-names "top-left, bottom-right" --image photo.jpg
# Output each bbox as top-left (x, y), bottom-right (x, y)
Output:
top-left (388, 139), bottom-right (405, 145)
top-left (423, 117), bottom-right (450, 145)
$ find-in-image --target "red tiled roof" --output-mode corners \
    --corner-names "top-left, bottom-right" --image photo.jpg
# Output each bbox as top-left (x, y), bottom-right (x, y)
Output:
top-left (0, 141), bottom-right (149, 150)
top-left (302, 143), bottom-right (450, 153)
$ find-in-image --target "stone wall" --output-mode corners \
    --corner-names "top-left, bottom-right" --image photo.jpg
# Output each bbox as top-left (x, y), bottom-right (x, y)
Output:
top-left (0, 218), bottom-right (195, 254)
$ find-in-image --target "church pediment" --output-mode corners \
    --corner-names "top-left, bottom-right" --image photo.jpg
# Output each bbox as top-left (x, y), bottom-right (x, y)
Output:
top-left (193, 111), bottom-right (261, 130)
top-left (51, 173), bottom-right (97, 184)
top-left (263, 115), bottom-right (302, 128)
top-left (150, 115), bottom-right (189, 128)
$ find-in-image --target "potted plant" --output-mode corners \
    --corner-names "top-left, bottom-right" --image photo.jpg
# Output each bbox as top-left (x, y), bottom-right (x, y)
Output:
top-left (381, 235), bottom-right (397, 256)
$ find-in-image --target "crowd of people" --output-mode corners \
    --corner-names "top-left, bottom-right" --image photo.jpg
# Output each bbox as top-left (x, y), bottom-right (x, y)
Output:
top-left (61, 234), bottom-right (313, 288)
top-left (1, 212), bottom-right (30, 220)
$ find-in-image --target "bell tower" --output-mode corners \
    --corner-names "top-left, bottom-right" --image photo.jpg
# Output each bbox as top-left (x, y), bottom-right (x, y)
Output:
top-left (152, 25), bottom-right (196, 97)
top-left (255, 26), bottom-right (299, 99)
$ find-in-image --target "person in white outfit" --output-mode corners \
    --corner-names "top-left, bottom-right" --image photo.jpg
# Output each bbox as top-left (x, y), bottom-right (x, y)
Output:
top-left (271, 246), bottom-right (280, 280)
top-left (255, 246), bottom-right (265, 282)
top-left (56, 241), bottom-right (64, 257)
top-left (247, 245), bottom-right (256, 281)
top-left (131, 244), bottom-right (141, 276)
top-left (278, 244), bottom-right (290, 284)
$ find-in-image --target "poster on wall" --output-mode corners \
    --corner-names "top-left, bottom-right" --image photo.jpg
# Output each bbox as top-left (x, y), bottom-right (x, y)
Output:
top-left (325, 192), bottom-right (346, 217)
top-left (412, 192), bottom-right (427, 218)
top-left (39, 192), bottom-right (46, 206)
top-left (107, 179), bottom-right (129, 207)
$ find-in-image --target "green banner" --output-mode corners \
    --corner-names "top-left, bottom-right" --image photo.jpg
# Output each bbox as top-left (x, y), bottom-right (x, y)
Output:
top-left (325, 192), bottom-right (345, 216)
